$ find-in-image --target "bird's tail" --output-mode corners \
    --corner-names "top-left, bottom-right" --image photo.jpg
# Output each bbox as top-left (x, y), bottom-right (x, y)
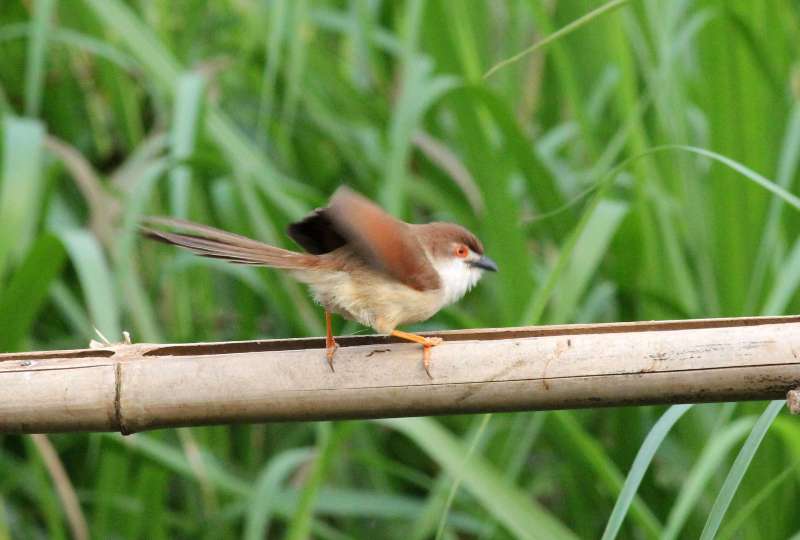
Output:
top-left (140, 217), bottom-right (318, 269)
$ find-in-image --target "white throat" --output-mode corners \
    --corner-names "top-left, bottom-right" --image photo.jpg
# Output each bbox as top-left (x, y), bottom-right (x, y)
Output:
top-left (433, 259), bottom-right (483, 307)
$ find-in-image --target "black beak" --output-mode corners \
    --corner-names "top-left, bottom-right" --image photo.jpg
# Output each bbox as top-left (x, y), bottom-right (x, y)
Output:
top-left (471, 255), bottom-right (499, 272)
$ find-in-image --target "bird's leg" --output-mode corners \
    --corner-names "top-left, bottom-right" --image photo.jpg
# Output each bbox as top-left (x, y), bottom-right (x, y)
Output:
top-left (390, 330), bottom-right (443, 378)
top-left (325, 311), bottom-right (338, 372)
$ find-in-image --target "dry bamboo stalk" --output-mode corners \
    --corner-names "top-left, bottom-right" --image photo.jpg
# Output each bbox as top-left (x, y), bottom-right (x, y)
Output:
top-left (1, 315), bottom-right (799, 434)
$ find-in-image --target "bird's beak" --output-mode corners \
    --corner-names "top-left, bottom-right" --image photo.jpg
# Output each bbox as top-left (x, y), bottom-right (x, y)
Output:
top-left (471, 255), bottom-right (499, 272)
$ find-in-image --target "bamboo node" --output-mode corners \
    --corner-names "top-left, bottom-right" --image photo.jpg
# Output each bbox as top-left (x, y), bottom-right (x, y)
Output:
top-left (788, 388), bottom-right (800, 416)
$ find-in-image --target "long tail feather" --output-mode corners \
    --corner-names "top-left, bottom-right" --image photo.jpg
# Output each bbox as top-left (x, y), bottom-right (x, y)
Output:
top-left (140, 217), bottom-right (317, 269)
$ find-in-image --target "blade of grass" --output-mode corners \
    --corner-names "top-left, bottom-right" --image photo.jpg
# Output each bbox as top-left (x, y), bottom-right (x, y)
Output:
top-left (285, 423), bottom-right (339, 540)
top-left (457, 86), bottom-right (565, 236)
top-left (290, 425), bottom-right (359, 538)
top-left (23, 436), bottom-right (68, 540)
top-left (747, 104), bottom-right (800, 312)
top-left (378, 417), bottom-right (578, 540)
top-left (662, 416), bottom-right (757, 540)
top-left (526, 142), bottom-right (800, 323)
top-left (550, 199), bottom-right (628, 322)
top-left (50, 27), bottom-right (138, 70)
top-left (474, 412), bottom-right (548, 540)
top-left (435, 413), bottom-right (492, 540)
top-left (255, 0), bottom-right (287, 138)
top-left (408, 469), bottom-right (459, 540)
top-left (0, 234), bottom-right (65, 351)
top-left (24, 0), bottom-right (56, 116)
top-left (169, 73), bottom-right (204, 219)
top-left (0, 85), bottom-right (8, 115)
top-left (525, 0), bottom-right (598, 158)
top-left (441, 86), bottom-right (536, 323)
top-left (605, 10), bottom-right (700, 317)
top-left (761, 236), bottom-right (800, 315)
top-left (279, 0), bottom-right (309, 137)
top-left (49, 280), bottom-right (91, 336)
top-left (769, 417), bottom-right (800, 466)
top-left (104, 433), bottom-right (479, 531)
top-left (109, 433), bottom-right (250, 496)
top-left (346, 0), bottom-right (377, 89)
top-left (161, 75), bottom-right (204, 340)
top-left (403, 415), bottom-right (498, 540)
top-left (244, 448), bottom-right (313, 540)
top-left (601, 404), bottom-right (692, 540)
top-left (380, 62), bottom-right (458, 215)
top-left (90, 444), bottom-right (129, 538)
top-left (124, 461), bottom-right (169, 539)
top-left (443, 1), bottom-right (482, 83)
top-left (56, 228), bottom-right (121, 341)
top-left (659, 144), bottom-right (800, 210)
top-left (0, 115), bottom-right (45, 281)
top-left (116, 158), bottom-right (169, 341)
top-left (699, 400), bottom-right (785, 540)
top-left (82, 0), bottom-right (310, 222)
top-left (548, 411), bottom-right (663, 538)
top-left (522, 160), bottom-right (617, 324)
top-left (484, 0), bottom-right (631, 79)
top-left (0, 494), bottom-right (8, 540)
top-left (30, 435), bottom-right (89, 540)
top-left (717, 460), bottom-right (800, 540)
top-left (302, 488), bottom-right (481, 531)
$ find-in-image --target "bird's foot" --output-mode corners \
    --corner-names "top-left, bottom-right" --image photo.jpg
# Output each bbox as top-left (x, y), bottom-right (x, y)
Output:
top-left (391, 330), bottom-right (443, 378)
top-left (324, 310), bottom-right (338, 372)
top-left (325, 336), bottom-right (339, 372)
top-left (422, 337), bottom-right (443, 379)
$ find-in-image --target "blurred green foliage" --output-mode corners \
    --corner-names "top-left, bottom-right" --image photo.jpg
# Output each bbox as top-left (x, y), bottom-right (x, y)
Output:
top-left (1, 0), bottom-right (800, 538)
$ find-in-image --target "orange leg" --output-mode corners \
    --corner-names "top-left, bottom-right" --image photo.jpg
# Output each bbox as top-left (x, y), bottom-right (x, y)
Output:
top-left (390, 330), bottom-right (443, 378)
top-left (325, 311), bottom-right (338, 372)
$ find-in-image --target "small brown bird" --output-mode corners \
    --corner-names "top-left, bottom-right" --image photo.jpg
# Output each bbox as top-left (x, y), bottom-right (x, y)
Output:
top-left (141, 187), bottom-right (497, 376)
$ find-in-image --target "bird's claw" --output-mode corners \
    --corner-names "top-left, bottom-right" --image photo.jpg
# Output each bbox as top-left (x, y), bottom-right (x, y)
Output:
top-left (422, 337), bottom-right (443, 379)
top-left (326, 339), bottom-right (339, 372)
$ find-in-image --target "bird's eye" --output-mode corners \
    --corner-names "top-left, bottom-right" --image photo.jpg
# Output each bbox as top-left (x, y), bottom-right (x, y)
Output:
top-left (455, 245), bottom-right (469, 258)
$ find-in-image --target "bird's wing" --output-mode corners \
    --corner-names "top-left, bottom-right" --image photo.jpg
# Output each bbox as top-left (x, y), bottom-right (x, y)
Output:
top-left (324, 187), bottom-right (441, 291)
top-left (286, 208), bottom-right (347, 255)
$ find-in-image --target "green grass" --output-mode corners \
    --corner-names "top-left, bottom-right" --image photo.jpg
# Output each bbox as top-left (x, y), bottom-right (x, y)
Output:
top-left (1, 0), bottom-right (800, 538)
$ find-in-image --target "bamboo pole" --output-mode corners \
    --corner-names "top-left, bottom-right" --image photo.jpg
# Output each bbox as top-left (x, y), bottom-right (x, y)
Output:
top-left (1, 315), bottom-right (799, 434)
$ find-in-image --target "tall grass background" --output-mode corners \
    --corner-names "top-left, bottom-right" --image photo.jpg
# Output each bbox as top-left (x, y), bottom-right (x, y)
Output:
top-left (1, 0), bottom-right (799, 538)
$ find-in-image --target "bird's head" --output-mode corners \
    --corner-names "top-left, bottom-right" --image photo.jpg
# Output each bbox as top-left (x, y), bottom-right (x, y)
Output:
top-left (415, 222), bottom-right (498, 305)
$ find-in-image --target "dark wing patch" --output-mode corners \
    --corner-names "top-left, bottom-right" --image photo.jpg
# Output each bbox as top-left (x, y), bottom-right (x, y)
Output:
top-left (325, 187), bottom-right (441, 291)
top-left (287, 208), bottom-right (347, 255)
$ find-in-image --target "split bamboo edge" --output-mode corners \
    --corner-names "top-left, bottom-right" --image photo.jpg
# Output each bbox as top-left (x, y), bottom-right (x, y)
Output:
top-left (2, 315), bottom-right (800, 434)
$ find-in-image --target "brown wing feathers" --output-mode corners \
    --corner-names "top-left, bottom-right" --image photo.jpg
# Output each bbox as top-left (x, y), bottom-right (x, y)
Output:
top-left (323, 187), bottom-right (441, 291)
top-left (142, 187), bottom-right (442, 291)
top-left (140, 217), bottom-right (315, 269)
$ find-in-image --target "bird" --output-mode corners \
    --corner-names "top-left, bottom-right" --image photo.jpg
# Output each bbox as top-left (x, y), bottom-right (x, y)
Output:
top-left (140, 186), bottom-right (498, 377)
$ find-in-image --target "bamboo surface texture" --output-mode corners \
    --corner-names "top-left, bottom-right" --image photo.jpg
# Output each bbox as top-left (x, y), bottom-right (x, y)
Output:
top-left (1, 316), bottom-right (799, 434)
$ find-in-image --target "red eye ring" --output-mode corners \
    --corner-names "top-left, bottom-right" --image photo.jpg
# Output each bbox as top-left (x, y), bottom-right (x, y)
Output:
top-left (455, 245), bottom-right (469, 258)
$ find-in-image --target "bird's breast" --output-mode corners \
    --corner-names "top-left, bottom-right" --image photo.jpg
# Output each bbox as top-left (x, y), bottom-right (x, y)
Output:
top-left (292, 266), bottom-right (445, 333)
